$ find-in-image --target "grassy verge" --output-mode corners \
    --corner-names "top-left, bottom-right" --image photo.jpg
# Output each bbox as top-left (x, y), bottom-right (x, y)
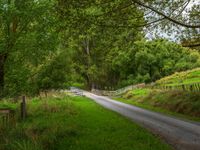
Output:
top-left (0, 94), bottom-right (172, 150)
top-left (113, 89), bottom-right (200, 122)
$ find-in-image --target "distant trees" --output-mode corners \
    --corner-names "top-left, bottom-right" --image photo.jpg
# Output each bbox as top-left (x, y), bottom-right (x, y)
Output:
top-left (107, 39), bottom-right (200, 88)
top-left (59, 0), bottom-right (144, 89)
top-left (51, 0), bottom-right (200, 89)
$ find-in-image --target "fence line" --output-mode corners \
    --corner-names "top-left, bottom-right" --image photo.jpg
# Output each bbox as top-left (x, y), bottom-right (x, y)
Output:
top-left (152, 82), bottom-right (200, 92)
top-left (91, 83), bottom-right (145, 96)
top-left (92, 81), bottom-right (200, 96)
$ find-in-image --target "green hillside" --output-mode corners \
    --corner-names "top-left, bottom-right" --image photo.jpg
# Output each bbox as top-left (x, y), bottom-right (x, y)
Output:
top-left (156, 68), bottom-right (200, 86)
top-left (113, 68), bottom-right (200, 120)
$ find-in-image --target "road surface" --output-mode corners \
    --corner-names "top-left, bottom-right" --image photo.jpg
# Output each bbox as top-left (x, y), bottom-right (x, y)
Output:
top-left (82, 91), bottom-right (200, 150)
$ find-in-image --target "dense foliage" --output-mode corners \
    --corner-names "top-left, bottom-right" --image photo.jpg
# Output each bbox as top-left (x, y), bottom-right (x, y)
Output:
top-left (111, 39), bottom-right (200, 87)
top-left (0, 0), bottom-right (199, 97)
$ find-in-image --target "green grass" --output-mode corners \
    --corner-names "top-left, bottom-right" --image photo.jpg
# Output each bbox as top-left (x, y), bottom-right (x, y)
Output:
top-left (156, 68), bottom-right (200, 86)
top-left (129, 88), bottom-right (150, 96)
top-left (114, 89), bottom-right (200, 122)
top-left (0, 100), bottom-right (17, 110)
top-left (112, 68), bottom-right (200, 122)
top-left (0, 94), bottom-right (172, 150)
top-left (123, 89), bottom-right (151, 98)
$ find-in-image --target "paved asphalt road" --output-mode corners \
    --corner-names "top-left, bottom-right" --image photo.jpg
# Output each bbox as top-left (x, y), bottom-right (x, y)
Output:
top-left (82, 91), bottom-right (200, 150)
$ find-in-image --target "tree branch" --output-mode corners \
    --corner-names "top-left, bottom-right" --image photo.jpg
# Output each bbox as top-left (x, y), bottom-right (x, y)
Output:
top-left (182, 42), bottom-right (200, 47)
top-left (131, 0), bottom-right (200, 28)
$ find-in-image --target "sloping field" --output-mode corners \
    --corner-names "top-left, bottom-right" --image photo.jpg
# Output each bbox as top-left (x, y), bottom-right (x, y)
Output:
top-left (156, 68), bottom-right (200, 86)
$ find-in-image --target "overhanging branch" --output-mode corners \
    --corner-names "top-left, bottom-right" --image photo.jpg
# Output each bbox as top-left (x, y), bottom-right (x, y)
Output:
top-left (131, 0), bottom-right (200, 28)
top-left (182, 43), bottom-right (200, 47)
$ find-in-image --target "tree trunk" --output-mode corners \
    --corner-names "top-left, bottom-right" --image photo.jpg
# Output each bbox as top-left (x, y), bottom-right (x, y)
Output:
top-left (85, 74), bottom-right (92, 90)
top-left (0, 54), bottom-right (7, 90)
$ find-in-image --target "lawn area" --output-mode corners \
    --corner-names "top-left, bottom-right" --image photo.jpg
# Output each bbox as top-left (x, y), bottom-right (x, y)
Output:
top-left (114, 89), bottom-right (200, 122)
top-left (0, 94), bottom-right (172, 150)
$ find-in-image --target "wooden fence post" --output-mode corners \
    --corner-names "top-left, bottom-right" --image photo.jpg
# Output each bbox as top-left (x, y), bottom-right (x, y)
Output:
top-left (21, 96), bottom-right (26, 120)
top-left (182, 85), bottom-right (185, 91)
top-left (190, 85), bottom-right (193, 92)
top-left (197, 84), bottom-right (199, 91)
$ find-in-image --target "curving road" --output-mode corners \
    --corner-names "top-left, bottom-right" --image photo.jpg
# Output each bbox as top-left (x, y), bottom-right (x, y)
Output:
top-left (83, 91), bottom-right (200, 150)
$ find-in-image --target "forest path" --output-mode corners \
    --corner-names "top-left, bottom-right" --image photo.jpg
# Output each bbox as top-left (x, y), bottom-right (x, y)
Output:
top-left (82, 91), bottom-right (200, 150)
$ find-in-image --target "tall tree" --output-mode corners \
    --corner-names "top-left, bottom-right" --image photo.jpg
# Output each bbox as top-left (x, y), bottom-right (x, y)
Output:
top-left (57, 0), bottom-right (144, 89)
top-left (0, 0), bottom-right (59, 95)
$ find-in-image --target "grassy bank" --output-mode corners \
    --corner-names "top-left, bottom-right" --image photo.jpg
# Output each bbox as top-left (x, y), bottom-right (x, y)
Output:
top-left (156, 68), bottom-right (200, 86)
top-left (114, 89), bottom-right (200, 122)
top-left (0, 94), bottom-right (171, 150)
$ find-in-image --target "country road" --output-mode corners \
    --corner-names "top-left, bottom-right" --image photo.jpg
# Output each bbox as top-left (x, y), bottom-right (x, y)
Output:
top-left (82, 91), bottom-right (200, 150)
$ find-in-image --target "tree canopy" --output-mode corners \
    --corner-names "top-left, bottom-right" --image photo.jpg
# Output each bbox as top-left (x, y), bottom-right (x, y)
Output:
top-left (0, 0), bottom-right (199, 97)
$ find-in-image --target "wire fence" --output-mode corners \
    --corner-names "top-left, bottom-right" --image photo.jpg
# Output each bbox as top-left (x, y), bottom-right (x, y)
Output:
top-left (92, 81), bottom-right (200, 96)
top-left (153, 82), bottom-right (200, 92)
top-left (91, 83), bottom-right (145, 96)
